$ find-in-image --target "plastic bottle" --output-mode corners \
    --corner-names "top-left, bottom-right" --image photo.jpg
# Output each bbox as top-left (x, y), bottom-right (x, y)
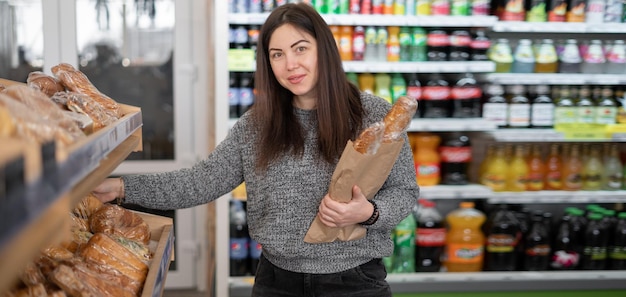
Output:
top-left (352, 25), bottom-right (365, 61)
top-left (417, 0), bottom-right (433, 15)
top-left (482, 84), bottom-right (508, 127)
top-left (617, 88), bottom-right (626, 124)
top-left (230, 199), bottom-right (250, 276)
top-left (229, 72), bottom-right (241, 119)
top-left (451, 72), bottom-right (482, 118)
top-left (421, 73), bottom-right (451, 118)
top-left (392, 213), bottom-right (417, 273)
top-left (439, 132), bottom-right (472, 185)
top-left (511, 39), bottom-right (535, 73)
top-left (566, 0), bottom-right (586, 22)
top-left (339, 26), bottom-right (353, 61)
top-left (387, 26), bottom-right (401, 62)
top-left (346, 72), bottom-right (359, 88)
top-left (582, 145), bottom-right (604, 190)
top-left (249, 239), bottom-right (262, 275)
top-left (547, 0), bottom-right (567, 21)
top-left (410, 27), bottom-right (428, 61)
top-left (451, 0), bottom-right (470, 15)
top-left (558, 39), bottom-right (582, 73)
top-left (399, 27), bottom-right (413, 61)
top-left (603, 144), bottom-right (624, 190)
top-left (576, 87), bottom-right (596, 124)
top-left (445, 201), bottom-right (486, 272)
top-left (394, 0), bottom-right (407, 15)
top-left (595, 87), bottom-right (617, 125)
top-left (358, 73), bottom-right (376, 94)
top-left (581, 213), bottom-right (608, 270)
top-left (609, 212), bottom-right (626, 269)
top-left (534, 39), bottom-right (558, 73)
top-left (485, 205), bottom-right (521, 271)
top-left (405, 73), bottom-right (422, 113)
top-left (506, 145), bottom-right (529, 192)
top-left (507, 85), bottom-right (531, 128)
top-left (526, 144), bottom-right (546, 191)
top-left (606, 40), bottom-right (626, 74)
top-left (364, 26), bottom-right (379, 62)
top-left (383, 0), bottom-right (395, 14)
top-left (604, 0), bottom-right (624, 22)
top-left (374, 73), bottom-right (392, 103)
top-left (488, 38), bottom-right (514, 73)
top-left (390, 73), bottom-right (407, 103)
top-left (413, 133), bottom-right (441, 186)
top-left (562, 144), bottom-right (583, 191)
top-left (581, 40), bottom-right (607, 74)
top-left (526, 0), bottom-right (548, 21)
top-left (426, 29), bottom-right (450, 61)
top-left (431, 0), bottom-right (451, 15)
top-left (585, 0), bottom-right (605, 24)
top-left (470, 28), bottom-right (491, 61)
top-left (376, 26), bottom-right (389, 62)
top-left (544, 144), bottom-right (563, 190)
top-left (482, 144), bottom-right (508, 191)
top-left (449, 30), bottom-right (472, 61)
top-left (471, 0), bottom-right (491, 14)
top-left (238, 72), bottom-right (254, 116)
top-left (415, 199), bottom-right (446, 272)
top-left (530, 85), bottom-right (555, 128)
top-left (550, 215), bottom-right (581, 270)
top-left (479, 144), bottom-right (495, 186)
top-left (524, 212), bottom-right (551, 271)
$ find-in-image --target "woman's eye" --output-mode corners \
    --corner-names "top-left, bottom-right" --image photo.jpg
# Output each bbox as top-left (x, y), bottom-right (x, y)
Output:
top-left (296, 46), bottom-right (307, 53)
top-left (271, 52), bottom-right (282, 59)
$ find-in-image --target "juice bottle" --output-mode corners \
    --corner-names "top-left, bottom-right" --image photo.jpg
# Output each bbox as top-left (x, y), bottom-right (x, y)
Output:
top-left (506, 145), bottom-right (529, 192)
top-left (566, 0), bottom-right (586, 22)
top-left (603, 144), bottom-right (624, 190)
top-left (479, 144), bottom-right (495, 184)
top-left (511, 39), bottom-right (535, 73)
top-left (558, 39), bottom-right (582, 73)
top-left (534, 39), bottom-right (558, 73)
top-left (413, 132), bottom-right (441, 186)
top-left (544, 143), bottom-right (563, 190)
top-left (352, 26), bottom-right (366, 61)
top-left (582, 145), bottom-right (604, 190)
top-left (526, 0), bottom-right (548, 22)
top-left (339, 26), bottom-right (354, 61)
top-left (488, 38), bottom-right (514, 73)
top-left (526, 144), bottom-right (546, 191)
top-left (374, 73), bottom-right (393, 103)
top-left (364, 26), bottom-right (378, 62)
top-left (482, 144), bottom-right (508, 191)
top-left (387, 26), bottom-right (401, 62)
top-left (445, 201), bottom-right (486, 272)
top-left (358, 73), bottom-right (376, 94)
top-left (562, 144), bottom-right (583, 191)
top-left (417, 0), bottom-right (433, 15)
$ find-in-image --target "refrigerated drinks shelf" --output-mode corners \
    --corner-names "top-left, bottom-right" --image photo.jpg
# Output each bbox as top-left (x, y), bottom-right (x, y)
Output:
top-left (492, 21), bottom-right (626, 33)
top-left (483, 73), bottom-right (626, 85)
top-left (343, 61), bottom-right (495, 73)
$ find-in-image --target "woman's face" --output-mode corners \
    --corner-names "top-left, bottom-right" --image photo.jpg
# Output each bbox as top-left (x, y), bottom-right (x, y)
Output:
top-left (268, 23), bottom-right (319, 107)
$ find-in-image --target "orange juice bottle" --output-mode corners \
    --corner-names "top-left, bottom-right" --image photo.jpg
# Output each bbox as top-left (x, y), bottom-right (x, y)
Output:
top-left (482, 144), bottom-right (508, 192)
top-left (562, 144), bottom-right (583, 191)
top-left (544, 143), bottom-right (563, 190)
top-left (506, 145), bottom-right (528, 191)
top-left (445, 201), bottom-right (486, 272)
top-left (413, 132), bottom-right (441, 186)
top-left (358, 73), bottom-right (375, 94)
top-left (386, 26), bottom-right (401, 62)
top-left (526, 144), bottom-right (546, 191)
top-left (339, 26), bottom-right (354, 61)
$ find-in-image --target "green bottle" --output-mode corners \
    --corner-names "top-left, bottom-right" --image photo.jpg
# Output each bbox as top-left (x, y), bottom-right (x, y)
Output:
top-left (391, 73), bottom-right (407, 103)
top-left (346, 72), bottom-right (359, 88)
top-left (375, 73), bottom-right (392, 104)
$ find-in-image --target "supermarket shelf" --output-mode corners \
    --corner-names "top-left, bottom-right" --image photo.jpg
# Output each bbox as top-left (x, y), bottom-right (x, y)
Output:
top-left (419, 184), bottom-right (493, 199)
top-left (408, 118), bottom-right (498, 132)
top-left (343, 61), bottom-right (495, 73)
top-left (481, 128), bottom-right (626, 142)
top-left (229, 13), bottom-right (498, 27)
top-left (492, 21), bottom-right (626, 33)
top-left (229, 271), bottom-right (626, 296)
top-left (488, 190), bottom-right (626, 204)
top-left (483, 73), bottom-right (626, 85)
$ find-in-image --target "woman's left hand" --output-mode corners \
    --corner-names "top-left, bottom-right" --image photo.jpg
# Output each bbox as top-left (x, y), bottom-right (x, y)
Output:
top-left (318, 185), bottom-right (373, 228)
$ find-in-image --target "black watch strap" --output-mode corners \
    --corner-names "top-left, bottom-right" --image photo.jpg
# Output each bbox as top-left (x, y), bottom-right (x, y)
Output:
top-left (359, 200), bottom-right (379, 226)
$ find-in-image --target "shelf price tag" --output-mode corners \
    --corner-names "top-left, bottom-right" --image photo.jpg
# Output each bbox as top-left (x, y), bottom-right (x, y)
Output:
top-left (228, 49), bottom-right (256, 72)
top-left (555, 123), bottom-right (609, 140)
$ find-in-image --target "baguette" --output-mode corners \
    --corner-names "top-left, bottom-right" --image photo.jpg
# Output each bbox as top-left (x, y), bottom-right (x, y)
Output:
top-left (382, 96), bottom-right (417, 143)
top-left (27, 71), bottom-right (65, 97)
top-left (353, 122), bottom-right (385, 155)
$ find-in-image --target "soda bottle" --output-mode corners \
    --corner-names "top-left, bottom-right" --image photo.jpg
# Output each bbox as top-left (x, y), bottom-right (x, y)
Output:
top-left (595, 87), bottom-right (617, 125)
top-left (581, 40), bottom-right (607, 74)
top-left (374, 73), bottom-right (392, 103)
top-left (506, 145), bottom-right (529, 191)
top-left (352, 25), bottom-right (366, 61)
top-left (413, 132), bottom-right (441, 186)
top-left (484, 205), bottom-right (521, 271)
top-left (239, 72), bottom-right (254, 116)
top-left (417, 0), bottom-right (432, 15)
top-left (410, 27), bottom-right (428, 61)
top-left (470, 28), bottom-right (491, 61)
top-left (426, 29), bottom-right (449, 61)
top-left (550, 215), bottom-right (581, 270)
top-left (534, 39), bottom-right (558, 73)
top-left (488, 38), bottom-right (514, 73)
top-left (230, 199), bottom-right (250, 276)
top-left (511, 39), bottom-right (536, 73)
top-left (399, 27), bottom-right (413, 61)
top-left (449, 30), bottom-right (472, 61)
top-left (394, 0), bottom-right (407, 15)
top-left (249, 239), bottom-right (262, 275)
top-left (229, 72), bottom-right (241, 119)
top-left (451, 72), bottom-right (482, 118)
top-left (471, 0), bottom-right (491, 14)
top-left (507, 85), bottom-right (531, 128)
top-left (431, 0), bottom-right (451, 14)
top-left (482, 83), bottom-right (508, 127)
top-left (606, 40), bottom-right (626, 74)
top-left (445, 201), bottom-right (486, 272)
top-left (558, 39), bottom-right (582, 73)
top-left (498, 0), bottom-right (526, 20)
top-left (451, 0), bottom-right (470, 15)
top-left (566, 0), bottom-right (586, 22)
top-left (339, 26), bottom-right (354, 61)
top-left (439, 132), bottom-right (471, 185)
top-left (421, 73), bottom-right (451, 118)
top-left (526, 144), bottom-right (546, 191)
top-left (562, 144), bottom-right (583, 191)
top-left (530, 85), bottom-right (555, 128)
top-left (349, 0), bottom-right (362, 13)
top-left (582, 145), bottom-right (604, 190)
top-left (576, 87), bottom-right (596, 124)
top-left (358, 72), bottom-right (375, 94)
top-left (364, 26), bottom-right (379, 62)
top-left (405, 73), bottom-right (422, 114)
top-left (526, 0), bottom-right (548, 21)
top-left (387, 26), bottom-right (401, 62)
top-left (390, 73), bottom-right (407, 103)
top-left (383, 0), bottom-right (394, 14)
top-left (523, 212), bottom-right (551, 271)
top-left (609, 212), bottom-right (626, 269)
top-left (482, 144), bottom-right (508, 191)
top-left (415, 199), bottom-right (446, 272)
top-left (585, 0), bottom-right (605, 24)
top-left (547, 0), bottom-right (567, 21)
top-left (376, 26), bottom-right (389, 62)
top-left (392, 213), bottom-right (417, 273)
top-left (603, 144), bottom-right (624, 190)
top-left (544, 143), bottom-right (563, 190)
top-left (581, 213), bottom-right (608, 270)
top-left (406, 0), bottom-right (417, 15)
top-left (346, 72), bottom-right (359, 88)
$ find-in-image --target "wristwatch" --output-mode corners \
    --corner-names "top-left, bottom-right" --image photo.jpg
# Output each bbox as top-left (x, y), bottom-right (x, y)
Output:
top-left (359, 200), bottom-right (379, 226)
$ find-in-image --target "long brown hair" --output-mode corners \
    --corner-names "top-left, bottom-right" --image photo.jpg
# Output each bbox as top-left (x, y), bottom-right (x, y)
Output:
top-left (252, 3), bottom-right (364, 171)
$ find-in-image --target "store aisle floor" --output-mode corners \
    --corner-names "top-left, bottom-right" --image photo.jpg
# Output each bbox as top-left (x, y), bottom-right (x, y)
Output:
top-left (163, 289), bottom-right (207, 297)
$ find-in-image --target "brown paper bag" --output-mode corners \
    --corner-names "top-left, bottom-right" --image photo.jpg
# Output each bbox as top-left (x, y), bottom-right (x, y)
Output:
top-left (304, 139), bottom-right (404, 243)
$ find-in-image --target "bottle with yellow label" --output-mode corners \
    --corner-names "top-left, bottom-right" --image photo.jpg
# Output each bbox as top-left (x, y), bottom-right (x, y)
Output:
top-left (445, 202), bottom-right (486, 272)
top-left (526, 144), bottom-right (546, 191)
top-left (482, 144), bottom-right (508, 191)
top-left (506, 145), bottom-right (529, 191)
top-left (544, 143), bottom-right (563, 190)
top-left (582, 145), bottom-right (604, 190)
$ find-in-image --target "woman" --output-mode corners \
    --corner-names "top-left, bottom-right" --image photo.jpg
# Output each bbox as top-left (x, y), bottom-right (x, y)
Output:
top-left (94, 3), bottom-right (419, 296)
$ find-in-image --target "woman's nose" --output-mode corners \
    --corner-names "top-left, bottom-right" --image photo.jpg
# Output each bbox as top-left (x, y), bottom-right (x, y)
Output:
top-left (286, 54), bottom-right (299, 70)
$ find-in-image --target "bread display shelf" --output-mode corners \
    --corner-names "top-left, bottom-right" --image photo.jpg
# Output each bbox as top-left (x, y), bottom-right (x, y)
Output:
top-left (0, 77), bottom-right (174, 296)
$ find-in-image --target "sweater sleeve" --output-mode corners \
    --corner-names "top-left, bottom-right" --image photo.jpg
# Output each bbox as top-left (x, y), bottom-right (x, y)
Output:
top-left (121, 120), bottom-right (247, 210)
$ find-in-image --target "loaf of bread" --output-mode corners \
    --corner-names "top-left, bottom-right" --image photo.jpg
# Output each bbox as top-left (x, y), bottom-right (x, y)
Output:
top-left (382, 96), bottom-right (417, 143)
top-left (353, 121), bottom-right (385, 155)
top-left (66, 91), bottom-right (118, 130)
top-left (51, 63), bottom-right (121, 117)
top-left (27, 71), bottom-right (65, 97)
top-left (72, 194), bottom-right (103, 220)
top-left (89, 204), bottom-right (151, 245)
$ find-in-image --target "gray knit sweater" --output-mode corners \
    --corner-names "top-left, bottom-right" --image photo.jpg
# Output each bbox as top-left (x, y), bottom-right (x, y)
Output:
top-left (123, 92), bottom-right (420, 274)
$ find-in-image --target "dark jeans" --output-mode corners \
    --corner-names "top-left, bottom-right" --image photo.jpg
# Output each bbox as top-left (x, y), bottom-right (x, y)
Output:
top-left (251, 255), bottom-right (392, 297)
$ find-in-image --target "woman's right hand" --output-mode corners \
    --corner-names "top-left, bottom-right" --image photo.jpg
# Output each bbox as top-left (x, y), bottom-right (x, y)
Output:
top-left (92, 177), bottom-right (124, 204)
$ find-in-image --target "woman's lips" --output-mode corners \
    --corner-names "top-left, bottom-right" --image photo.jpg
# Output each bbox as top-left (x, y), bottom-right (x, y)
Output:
top-left (288, 74), bottom-right (305, 84)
